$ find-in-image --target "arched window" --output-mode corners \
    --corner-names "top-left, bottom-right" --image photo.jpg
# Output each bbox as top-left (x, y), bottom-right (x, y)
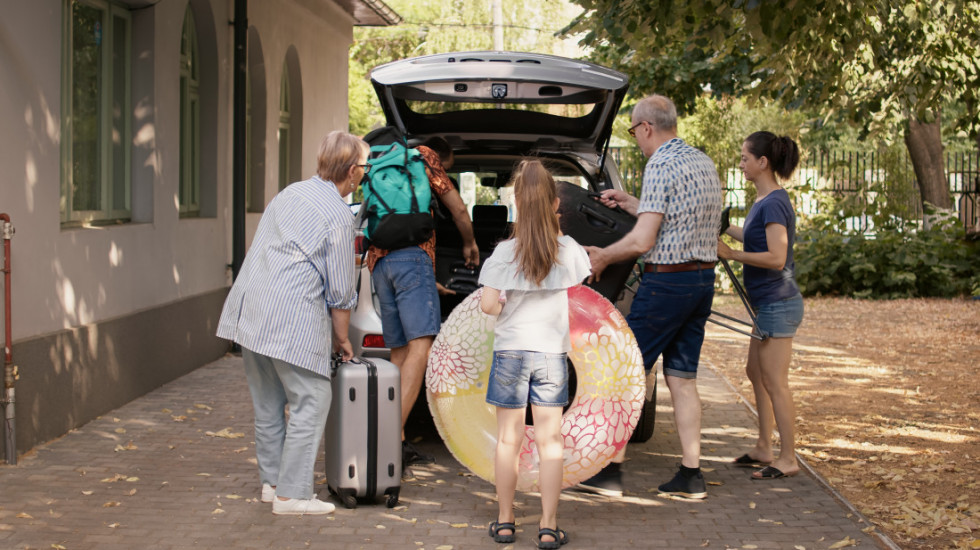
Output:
top-left (277, 65), bottom-right (292, 190)
top-left (179, 6), bottom-right (200, 216)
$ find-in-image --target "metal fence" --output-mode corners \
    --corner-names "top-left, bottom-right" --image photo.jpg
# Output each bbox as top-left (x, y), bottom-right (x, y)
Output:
top-left (609, 147), bottom-right (980, 233)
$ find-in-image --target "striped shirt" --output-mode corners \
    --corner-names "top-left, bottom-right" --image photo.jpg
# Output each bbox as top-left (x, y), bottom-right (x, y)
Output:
top-left (637, 138), bottom-right (722, 264)
top-left (217, 175), bottom-right (357, 377)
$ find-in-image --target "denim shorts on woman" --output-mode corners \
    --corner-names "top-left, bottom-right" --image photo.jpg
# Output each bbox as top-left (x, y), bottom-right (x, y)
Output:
top-left (754, 294), bottom-right (804, 339)
top-left (372, 246), bottom-right (441, 349)
top-left (485, 350), bottom-right (569, 409)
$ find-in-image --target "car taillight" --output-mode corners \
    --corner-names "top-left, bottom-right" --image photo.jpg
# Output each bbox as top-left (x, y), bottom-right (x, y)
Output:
top-left (362, 334), bottom-right (386, 349)
top-left (354, 235), bottom-right (367, 254)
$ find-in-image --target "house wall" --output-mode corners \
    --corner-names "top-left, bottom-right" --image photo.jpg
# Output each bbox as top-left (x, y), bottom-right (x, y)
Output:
top-left (0, 0), bottom-right (355, 459)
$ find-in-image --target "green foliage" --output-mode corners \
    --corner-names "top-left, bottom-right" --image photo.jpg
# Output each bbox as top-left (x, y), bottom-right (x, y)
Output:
top-left (794, 202), bottom-right (980, 299)
top-left (348, 0), bottom-right (581, 136)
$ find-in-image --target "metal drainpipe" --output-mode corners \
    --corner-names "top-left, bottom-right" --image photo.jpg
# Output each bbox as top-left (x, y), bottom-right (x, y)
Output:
top-left (1, 213), bottom-right (16, 465)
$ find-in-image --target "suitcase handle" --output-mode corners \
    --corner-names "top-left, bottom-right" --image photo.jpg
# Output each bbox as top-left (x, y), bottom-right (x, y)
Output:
top-left (331, 354), bottom-right (369, 376)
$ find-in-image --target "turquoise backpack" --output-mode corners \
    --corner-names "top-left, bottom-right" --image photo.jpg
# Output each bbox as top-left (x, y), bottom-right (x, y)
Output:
top-left (361, 139), bottom-right (435, 250)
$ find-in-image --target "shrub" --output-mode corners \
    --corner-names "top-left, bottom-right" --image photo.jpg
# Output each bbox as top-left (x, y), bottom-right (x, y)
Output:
top-left (794, 211), bottom-right (980, 299)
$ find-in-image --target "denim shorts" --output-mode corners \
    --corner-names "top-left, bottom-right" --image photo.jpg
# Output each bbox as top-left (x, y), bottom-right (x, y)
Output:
top-left (485, 350), bottom-right (569, 409)
top-left (754, 294), bottom-right (804, 339)
top-left (627, 268), bottom-right (716, 379)
top-left (372, 247), bottom-right (441, 349)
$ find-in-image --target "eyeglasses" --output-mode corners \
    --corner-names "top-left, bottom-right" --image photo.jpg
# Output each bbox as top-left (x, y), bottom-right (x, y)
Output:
top-left (357, 163), bottom-right (372, 173)
top-left (628, 121), bottom-right (646, 138)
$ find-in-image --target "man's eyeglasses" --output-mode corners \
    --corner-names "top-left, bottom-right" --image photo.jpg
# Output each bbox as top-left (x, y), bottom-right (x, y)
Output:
top-left (628, 121), bottom-right (646, 138)
top-left (357, 164), bottom-right (372, 173)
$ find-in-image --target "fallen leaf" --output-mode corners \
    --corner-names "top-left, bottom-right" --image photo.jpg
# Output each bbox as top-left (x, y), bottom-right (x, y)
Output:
top-left (707, 481), bottom-right (724, 486)
top-left (52, 545), bottom-right (67, 550)
top-left (212, 508), bottom-right (225, 514)
top-left (16, 513), bottom-right (33, 519)
top-left (114, 428), bottom-right (126, 434)
top-left (749, 501), bottom-right (757, 509)
top-left (375, 525), bottom-right (386, 529)
top-left (225, 494), bottom-right (243, 500)
top-left (450, 523), bottom-right (468, 528)
top-left (205, 428), bottom-right (245, 439)
top-left (161, 408), bottom-right (172, 413)
top-left (828, 536), bottom-right (857, 549)
top-left (108, 522), bottom-right (120, 528)
top-left (125, 477), bottom-right (139, 482)
top-left (195, 404), bottom-right (212, 410)
top-left (81, 491), bottom-right (93, 496)
top-left (171, 415), bottom-right (187, 422)
top-left (197, 473), bottom-right (212, 477)
top-left (127, 489), bottom-right (137, 496)
top-left (435, 546), bottom-right (453, 550)
top-left (103, 501), bottom-right (121, 508)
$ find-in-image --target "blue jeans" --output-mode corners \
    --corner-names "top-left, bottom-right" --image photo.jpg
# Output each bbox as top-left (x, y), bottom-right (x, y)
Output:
top-left (627, 268), bottom-right (716, 379)
top-left (373, 247), bottom-right (441, 348)
top-left (242, 348), bottom-right (332, 500)
top-left (485, 350), bottom-right (569, 408)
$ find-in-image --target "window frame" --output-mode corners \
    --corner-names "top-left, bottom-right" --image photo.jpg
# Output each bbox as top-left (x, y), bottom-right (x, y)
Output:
top-left (178, 6), bottom-right (201, 217)
top-left (61, 0), bottom-right (132, 227)
top-left (277, 66), bottom-right (291, 190)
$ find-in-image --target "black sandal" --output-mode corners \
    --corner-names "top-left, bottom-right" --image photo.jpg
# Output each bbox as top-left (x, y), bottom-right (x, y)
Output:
top-left (488, 520), bottom-right (516, 543)
top-left (536, 527), bottom-right (568, 549)
top-left (733, 453), bottom-right (770, 468)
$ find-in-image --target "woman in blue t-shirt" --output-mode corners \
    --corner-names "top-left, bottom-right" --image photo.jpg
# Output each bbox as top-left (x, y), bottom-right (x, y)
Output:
top-left (718, 131), bottom-right (805, 481)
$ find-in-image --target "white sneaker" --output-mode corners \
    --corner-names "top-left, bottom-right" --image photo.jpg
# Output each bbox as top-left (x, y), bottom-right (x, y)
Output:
top-left (261, 484), bottom-right (275, 503)
top-left (272, 497), bottom-right (335, 515)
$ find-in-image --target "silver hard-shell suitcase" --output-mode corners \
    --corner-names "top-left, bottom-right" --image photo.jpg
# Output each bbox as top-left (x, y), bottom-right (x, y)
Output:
top-left (324, 356), bottom-right (401, 509)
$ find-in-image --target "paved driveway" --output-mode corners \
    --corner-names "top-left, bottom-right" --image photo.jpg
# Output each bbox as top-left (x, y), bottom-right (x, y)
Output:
top-left (0, 355), bottom-right (888, 549)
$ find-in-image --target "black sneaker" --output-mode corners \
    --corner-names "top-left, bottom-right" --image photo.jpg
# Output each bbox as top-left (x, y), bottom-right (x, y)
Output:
top-left (402, 441), bottom-right (435, 466)
top-left (657, 468), bottom-right (707, 499)
top-left (574, 463), bottom-right (623, 497)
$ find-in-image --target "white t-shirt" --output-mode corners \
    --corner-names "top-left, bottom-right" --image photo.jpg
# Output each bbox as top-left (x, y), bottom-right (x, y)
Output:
top-left (477, 235), bottom-right (591, 353)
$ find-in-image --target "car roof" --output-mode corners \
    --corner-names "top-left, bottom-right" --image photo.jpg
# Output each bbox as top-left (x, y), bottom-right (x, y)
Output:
top-left (370, 51), bottom-right (629, 155)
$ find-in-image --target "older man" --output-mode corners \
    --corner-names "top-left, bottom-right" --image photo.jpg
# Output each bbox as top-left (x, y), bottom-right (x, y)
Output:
top-left (578, 95), bottom-right (722, 499)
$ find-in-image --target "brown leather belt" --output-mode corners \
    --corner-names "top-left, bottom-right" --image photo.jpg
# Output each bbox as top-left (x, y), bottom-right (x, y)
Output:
top-left (644, 261), bottom-right (717, 273)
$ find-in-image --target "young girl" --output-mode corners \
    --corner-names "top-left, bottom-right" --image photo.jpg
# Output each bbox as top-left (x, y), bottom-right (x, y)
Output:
top-left (479, 159), bottom-right (591, 548)
top-left (718, 131), bottom-right (805, 480)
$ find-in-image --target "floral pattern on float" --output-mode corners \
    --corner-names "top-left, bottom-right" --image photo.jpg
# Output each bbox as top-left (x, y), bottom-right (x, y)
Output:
top-left (426, 285), bottom-right (645, 492)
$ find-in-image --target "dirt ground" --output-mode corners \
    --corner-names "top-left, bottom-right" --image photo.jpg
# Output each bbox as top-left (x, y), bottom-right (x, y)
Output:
top-left (701, 295), bottom-right (980, 549)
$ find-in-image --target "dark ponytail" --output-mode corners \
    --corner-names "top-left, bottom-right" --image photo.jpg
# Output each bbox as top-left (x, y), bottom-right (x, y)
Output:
top-left (744, 131), bottom-right (800, 180)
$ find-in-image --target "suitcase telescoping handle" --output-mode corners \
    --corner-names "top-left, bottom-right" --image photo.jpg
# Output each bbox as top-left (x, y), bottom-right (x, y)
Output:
top-left (331, 353), bottom-right (367, 376)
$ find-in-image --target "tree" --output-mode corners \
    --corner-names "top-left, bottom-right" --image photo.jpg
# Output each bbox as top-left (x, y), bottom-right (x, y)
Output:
top-left (563, 0), bottom-right (980, 223)
top-left (349, 0), bottom-right (582, 136)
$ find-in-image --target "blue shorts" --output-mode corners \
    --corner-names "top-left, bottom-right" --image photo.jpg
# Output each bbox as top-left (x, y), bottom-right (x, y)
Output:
top-left (754, 294), bottom-right (804, 339)
top-left (627, 268), bottom-right (716, 379)
top-left (485, 350), bottom-right (569, 409)
top-left (372, 247), bottom-right (441, 349)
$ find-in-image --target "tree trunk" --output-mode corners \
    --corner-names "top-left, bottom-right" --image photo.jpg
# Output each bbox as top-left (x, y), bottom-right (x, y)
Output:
top-left (904, 114), bottom-right (950, 228)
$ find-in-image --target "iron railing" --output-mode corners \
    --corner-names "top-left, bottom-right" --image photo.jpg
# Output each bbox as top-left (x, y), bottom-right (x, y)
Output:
top-left (609, 147), bottom-right (980, 233)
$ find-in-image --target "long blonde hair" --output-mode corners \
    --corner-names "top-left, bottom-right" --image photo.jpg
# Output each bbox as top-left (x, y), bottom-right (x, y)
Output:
top-left (510, 159), bottom-right (560, 285)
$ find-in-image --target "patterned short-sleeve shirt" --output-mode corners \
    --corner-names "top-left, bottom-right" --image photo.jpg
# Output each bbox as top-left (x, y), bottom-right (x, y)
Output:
top-left (637, 138), bottom-right (722, 264)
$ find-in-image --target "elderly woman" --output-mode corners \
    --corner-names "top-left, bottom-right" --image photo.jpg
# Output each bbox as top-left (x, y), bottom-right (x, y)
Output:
top-left (217, 131), bottom-right (368, 515)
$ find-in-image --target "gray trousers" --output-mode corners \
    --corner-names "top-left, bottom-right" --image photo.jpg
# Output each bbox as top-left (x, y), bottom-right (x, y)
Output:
top-left (242, 348), bottom-right (332, 500)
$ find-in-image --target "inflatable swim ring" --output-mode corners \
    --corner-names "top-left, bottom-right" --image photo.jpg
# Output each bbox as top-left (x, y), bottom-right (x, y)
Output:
top-left (426, 285), bottom-right (645, 492)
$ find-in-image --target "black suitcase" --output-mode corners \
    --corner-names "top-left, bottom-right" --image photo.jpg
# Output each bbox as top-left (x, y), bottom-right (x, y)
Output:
top-left (324, 356), bottom-right (401, 509)
top-left (556, 181), bottom-right (638, 303)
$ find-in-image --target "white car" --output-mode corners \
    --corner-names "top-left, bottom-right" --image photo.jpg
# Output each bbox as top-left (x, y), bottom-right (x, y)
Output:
top-left (349, 51), bottom-right (655, 440)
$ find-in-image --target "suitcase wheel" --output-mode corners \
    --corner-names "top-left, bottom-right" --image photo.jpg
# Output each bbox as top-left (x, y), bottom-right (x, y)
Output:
top-left (385, 490), bottom-right (399, 508)
top-left (342, 493), bottom-right (357, 509)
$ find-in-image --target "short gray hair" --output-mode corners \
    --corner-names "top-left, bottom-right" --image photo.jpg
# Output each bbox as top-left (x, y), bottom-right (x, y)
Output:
top-left (632, 95), bottom-right (677, 131)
